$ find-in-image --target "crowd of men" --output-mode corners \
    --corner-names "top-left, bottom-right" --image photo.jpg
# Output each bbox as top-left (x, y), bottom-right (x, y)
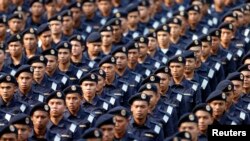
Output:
top-left (0, 0), bottom-right (250, 141)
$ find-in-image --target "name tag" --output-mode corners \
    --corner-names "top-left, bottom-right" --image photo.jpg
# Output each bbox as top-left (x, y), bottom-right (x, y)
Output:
top-left (87, 114), bottom-right (94, 123)
top-left (54, 134), bottom-right (61, 141)
top-left (192, 34), bottom-right (198, 40)
top-left (20, 104), bottom-right (26, 112)
top-left (110, 97), bottom-right (115, 105)
top-left (162, 57), bottom-right (168, 64)
top-left (244, 28), bottom-right (250, 36)
top-left (51, 82), bottom-right (57, 90)
top-left (76, 70), bottom-right (83, 79)
top-left (201, 79), bottom-right (208, 90)
top-left (163, 115), bottom-right (169, 123)
top-left (167, 106), bottom-right (173, 115)
top-left (5, 114), bottom-right (11, 121)
top-left (145, 69), bottom-right (151, 76)
top-left (38, 95), bottom-right (44, 102)
top-left (177, 94), bottom-right (182, 102)
top-left (88, 61), bottom-right (95, 68)
top-left (69, 124), bottom-right (77, 133)
top-left (213, 17), bottom-right (218, 25)
top-left (86, 26), bottom-right (92, 33)
top-left (175, 50), bottom-right (182, 55)
top-left (231, 121), bottom-right (237, 125)
top-left (245, 37), bottom-right (250, 43)
top-left (237, 50), bottom-right (243, 57)
top-left (202, 27), bottom-right (208, 34)
top-left (122, 84), bottom-right (128, 92)
top-left (61, 76), bottom-right (67, 84)
top-left (135, 75), bottom-right (141, 83)
top-left (208, 69), bottom-right (215, 78)
top-left (153, 21), bottom-right (160, 29)
top-left (100, 18), bottom-right (106, 25)
top-left (208, 20), bottom-right (213, 26)
top-left (154, 62), bottom-right (160, 69)
top-left (226, 53), bottom-right (232, 60)
top-left (192, 84), bottom-right (198, 91)
top-left (167, 12), bottom-right (172, 18)
top-left (10, 70), bottom-right (16, 76)
top-left (215, 62), bottom-right (221, 71)
top-left (102, 102), bottom-right (109, 110)
top-left (132, 32), bottom-right (139, 38)
top-left (183, 93), bottom-right (191, 96)
top-left (240, 112), bottom-right (246, 120)
top-left (154, 125), bottom-right (161, 134)
top-left (247, 103), bottom-right (250, 110)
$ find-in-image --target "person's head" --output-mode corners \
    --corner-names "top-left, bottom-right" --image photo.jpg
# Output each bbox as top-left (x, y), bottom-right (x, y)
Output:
top-left (129, 93), bottom-right (150, 121)
top-left (112, 46), bottom-right (127, 71)
top-left (69, 34), bottom-right (85, 57)
top-left (138, 0), bottom-right (150, 19)
top-left (146, 32), bottom-right (158, 52)
top-left (238, 64), bottom-right (250, 91)
top-left (48, 14), bottom-right (63, 35)
top-left (168, 55), bottom-right (186, 79)
top-left (126, 4), bottom-right (140, 27)
top-left (79, 73), bottom-right (98, 98)
top-left (9, 114), bottom-right (31, 141)
top-left (42, 48), bottom-right (58, 74)
top-left (95, 114), bottom-right (115, 141)
top-left (138, 83), bottom-right (159, 109)
top-left (219, 23), bottom-right (234, 44)
top-left (15, 65), bottom-right (34, 92)
top-left (0, 74), bottom-right (17, 102)
top-left (106, 18), bottom-right (122, 42)
top-left (222, 12), bottom-right (238, 27)
top-left (61, 10), bottom-right (74, 31)
top-left (200, 35), bottom-right (212, 58)
top-left (127, 42), bottom-right (139, 65)
top-left (193, 104), bottom-right (214, 134)
top-left (226, 72), bottom-right (244, 101)
top-left (86, 32), bottom-right (102, 56)
top-left (99, 25), bottom-right (113, 47)
top-left (167, 17), bottom-right (182, 38)
top-left (99, 56), bottom-right (116, 81)
top-left (22, 27), bottom-right (38, 51)
top-left (27, 55), bottom-right (47, 81)
top-left (0, 125), bottom-right (18, 141)
top-left (7, 34), bottom-right (23, 57)
top-left (0, 16), bottom-right (7, 37)
top-left (187, 5), bottom-right (201, 25)
top-left (206, 90), bottom-right (227, 119)
top-left (97, 0), bottom-right (112, 14)
top-left (8, 13), bottom-right (23, 33)
top-left (90, 69), bottom-right (106, 93)
top-left (82, 0), bottom-right (96, 16)
top-left (68, 2), bottom-right (82, 21)
top-left (156, 24), bottom-right (170, 47)
top-left (216, 80), bottom-right (234, 108)
top-left (0, 45), bottom-right (5, 64)
top-left (82, 127), bottom-right (103, 141)
top-left (46, 91), bottom-right (66, 117)
top-left (37, 23), bottom-right (52, 47)
top-left (186, 40), bottom-right (202, 61)
top-left (178, 113), bottom-right (199, 141)
top-left (45, 0), bottom-right (56, 14)
top-left (183, 51), bottom-right (197, 74)
top-left (209, 28), bottom-right (221, 51)
top-left (57, 42), bottom-right (72, 64)
top-left (233, 8), bottom-right (245, 26)
top-left (108, 106), bottom-right (130, 135)
top-left (63, 85), bottom-right (82, 113)
top-left (154, 66), bottom-right (171, 94)
top-left (30, 0), bottom-right (44, 17)
top-left (30, 103), bottom-right (50, 131)
top-left (135, 36), bottom-right (149, 58)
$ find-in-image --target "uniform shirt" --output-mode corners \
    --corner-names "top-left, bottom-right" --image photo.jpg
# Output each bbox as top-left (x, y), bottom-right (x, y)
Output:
top-left (82, 96), bottom-right (112, 113)
top-left (98, 91), bottom-right (121, 107)
top-left (25, 16), bottom-right (47, 28)
top-left (150, 49), bottom-right (169, 65)
top-left (128, 63), bottom-right (153, 78)
top-left (139, 55), bottom-right (162, 72)
top-left (116, 68), bottom-right (142, 90)
top-left (6, 53), bottom-right (28, 72)
top-left (58, 64), bottom-right (85, 85)
top-left (82, 51), bottom-right (104, 69)
top-left (185, 23), bottom-right (210, 40)
top-left (28, 129), bottom-right (58, 141)
top-left (128, 116), bottom-right (164, 141)
top-left (114, 132), bottom-right (138, 141)
top-left (32, 75), bottom-right (60, 95)
top-left (157, 45), bottom-right (182, 58)
top-left (47, 69), bottom-right (71, 90)
top-left (16, 88), bottom-right (45, 107)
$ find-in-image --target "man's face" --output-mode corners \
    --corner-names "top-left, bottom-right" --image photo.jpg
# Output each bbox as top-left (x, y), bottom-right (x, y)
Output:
top-left (8, 42), bottom-right (23, 57)
top-left (65, 93), bottom-right (81, 113)
top-left (98, 1), bottom-right (112, 14)
top-left (211, 36), bottom-right (220, 51)
top-left (138, 43), bottom-right (148, 58)
top-left (112, 25), bottom-right (122, 41)
top-left (209, 100), bottom-right (226, 118)
top-left (195, 111), bottom-right (213, 133)
top-left (58, 49), bottom-right (71, 64)
top-left (100, 63), bottom-right (115, 80)
top-left (220, 29), bottom-right (233, 44)
top-left (231, 80), bottom-right (243, 100)
top-left (241, 71), bottom-right (250, 90)
top-left (62, 16), bottom-right (74, 30)
top-left (201, 42), bottom-right (211, 58)
top-left (71, 40), bottom-right (84, 56)
top-left (17, 72), bottom-right (33, 91)
top-left (127, 12), bottom-right (140, 26)
top-left (31, 110), bottom-right (49, 130)
top-left (131, 101), bottom-right (149, 120)
top-left (114, 115), bottom-right (128, 134)
top-left (114, 52), bottom-right (127, 70)
top-left (96, 75), bottom-right (105, 93)
top-left (14, 124), bottom-right (30, 141)
top-left (189, 47), bottom-right (201, 61)
top-left (31, 2), bottom-right (44, 16)
top-left (0, 50), bottom-right (5, 64)
top-left (127, 49), bottom-right (139, 64)
top-left (49, 21), bottom-right (62, 34)
top-left (148, 37), bottom-right (157, 52)
top-left (39, 31), bottom-right (52, 46)
top-left (81, 81), bottom-right (97, 98)
top-left (156, 73), bottom-right (170, 93)
top-left (45, 55), bottom-right (58, 73)
top-left (188, 11), bottom-right (200, 24)
top-left (157, 31), bottom-right (169, 47)
top-left (169, 62), bottom-right (185, 79)
top-left (23, 33), bottom-right (37, 50)
top-left (185, 58), bottom-right (196, 74)
top-left (100, 124), bottom-right (115, 141)
top-left (8, 19), bottom-right (23, 33)
top-left (142, 90), bottom-right (158, 109)
top-left (0, 133), bottom-right (17, 141)
top-left (0, 23), bottom-right (6, 36)
top-left (169, 23), bottom-right (181, 37)
top-left (100, 31), bottom-right (113, 46)
top-left (48, 99), bottom-right (65, 117)
top-left (179, 122), bottom-right (199, 141)
top-left (138, 6), bottom-right (148, 19)
top-left (70, 8), bottom-right (82, 21)
top-left (87, 42), bottom-right (102, 56)
top-left (31, 63), bottom-right (46, 80)
top-left (82, 2), bottom-right (96, 16)
top-left (0, 82), bottom-right (16, 102)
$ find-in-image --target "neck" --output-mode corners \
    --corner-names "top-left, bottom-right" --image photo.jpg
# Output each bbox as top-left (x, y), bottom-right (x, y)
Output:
top-left (147, 49), bottom-right (156, 57)
top-left (25, 48), bottom-right (36, 58)
top-left (63, 28), bottom-right (73, 36)
top-left (140, 16), bottom-right (150, 23)
top-left (86, 13), bottom-right (94, 19)
top-left (87, 52), bottom-right (98, 60)
top-left (127, 62), bottom-right (137, 70)
top-left (0, 34), bottom-right (6, 42)
top-left (71, 54), bottom-right (82, 63)
top-left (34, 128), bottom-right (47, 137)
top-left (50, 115), bottom-right (63, 125)
top-left (32, 15), bottom-right (41, 23)
top-left (52, 33), bottom-right (62, 43)
top-left (34, 76), bottom-right (44, 84)
top-left (201, 55), bottom-right (209, 62)
top-left (184, 71), bottom-right (194, 80)
top-left (102, 45), bottom-right (112, 55)
top-left (221, 42), bottom-right (230, 49)
top-left (106, 75), bottom-right (115, 85)
top-left (134, 117), bottom-right (147, 126)
top-left (172, 76), bottom-right (184, 85)
top-left (69, 107), bottom-right (80, 116)
top-left (159, 43), bottom-right (169, 49)
top-left (46, 68), bottom-right (56, 77)
top-left (170, 36), bottom-right (180, 43)
top-left (58, 62), bottom-right (70, 72)
top-left (11, 54), bottom-right (22, 65)
top-left (215, 5), bottom-right (224, 12)
top-left (101, 11), bottom-right (110, 17)
top-left (161, 87), bottom-right (169, 96)
top-left (115, 130), bottom-right (126, 139)
top-left (19, 87), bottom-right (31, 95)
top-left (84, 94), bottom-right (95, 102)
top-left (116, 68), bottom-right (126, 76)
top-left (138, 55), bottom-right (147, 63)
top-left (243, 87), bottom-right (250, 94)
top-left (41, 44), bottom-right (51, 51)
top-left (189, 23), bottom-right (198, 29)
top-left (128, 24), bottom-right (137, 30)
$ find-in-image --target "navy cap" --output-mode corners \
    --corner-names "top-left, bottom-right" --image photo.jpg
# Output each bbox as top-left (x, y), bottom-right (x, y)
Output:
top-left (46, 91), bottom-right (65, 103)
top-left (167, 17), bottom-right (182, 25)
top-left (219, 23), bottom-right (234, 31)
top-left (45, 0), bottom-right (53, 4)
top-left (37, 23), bottom-right (50, 35)
top-left (27, 55), bottom-right (48, 65)
top-left (237, 64), bottom-right (250, 72)
top-left (15, 65), bottom-right (34, 77)
top-left (106, 18), bottom-right (121, 26)
top-left (108, 106), bottom-right (130, 118)
top-left (30, 0), bottom-right (44, 6)
top-left (30, 103), bottom-right (50, 116)
top-left (206, 90), bottom-right (227, 103)
top-left (9, 114), bottom-right (30, 126)
top-left (82, 127), bottom-right (102, 139)
top-left (231, 5), bottom-right (245, 12)
top-left (0, 74), bottom-right (17, 84)
top-left (192, 103), bottom-right (213, 115)
top-left (82, 0), bottom-right (96, 4)
top-left (79, 73), bottom-right (98, 84)
top-left (241, 51), bottom-right (250, 64)
top-left (154, 66), bottom-right (170, 75)
top-left (185, 39), bottom-right (201, 50)
top-left (6, 34), bottom-right (22, 44)
top-left (126, 3), bottom-right (138, 14)
top-left (128, 93), bottom-right (150, 105)
top-left (99, 55), bottom-right (116, 67)
top-left (209, 28), bottom-right (220, 37)
top-left (63, 85), bottom-right (82, 96)
top-left (155, 24), bottom-right (170, 33)
top-left (95, 114), bottom-right (115, 128)
top-left (22, 27), bottom-right (37, 36)
top-left (186, 5), bottom-right (200, 13)
top-left (0, 15), bottom-right (7, 25)
top-left (173, 131), bottom-right (192, 141)
top-left (114, 10), bottom-right (127, 18)
top-left (226, 72), bottom-right (244, 81)
top-left (141, 75), bottom-right (161, 85)
top-left (138, 83), bottom-right (158, 93)
top-left (86, 32), bottom-right (102, 43)
top-left (111, 46), bottom-right (127, 55)
top-left (221, 11), bottom-right (238, 22)
top-left (0, 124), bottom-right (17, 137)
top-left (68, 2), bottom-right (82, 9)
top-left (99, 24), bottom-right (113, 32)
top-left (134, 36), bottom-right (149, 44)
top-left (48, 14), bottom-right (62, 22)
top-left (60, 10), bottom-right (72, 18)
top-left (216, 80), bottom-right (234, 92)
top-left (42, 48), bottom-right (58, 57)
top-left (56, 41), bottom-right (72, 50)
top-left (8, 13), bottom-right (23, 21)
top-left (183, 50), bottom-right (196, 59)
top-left (199, 35), bottom-right (211, 42)
top-left (173, 10), bottom-right (187, 19)
top-left (68, 34), bottom-right (85, 45)
top-left (138, 0), bottom-right (150, 7)
top-left (146, 32), bottom-right (157, 38)
top-left (168, 55), bottom-right (186, 65)
top-left (126, 41), bottom-right (139, 51)
top-left (90, 68), bottom-right (106, 79)
top-left (178, 113), bottom-right (198, 127)
top-left (11, 6), bottom-right (28, 13)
